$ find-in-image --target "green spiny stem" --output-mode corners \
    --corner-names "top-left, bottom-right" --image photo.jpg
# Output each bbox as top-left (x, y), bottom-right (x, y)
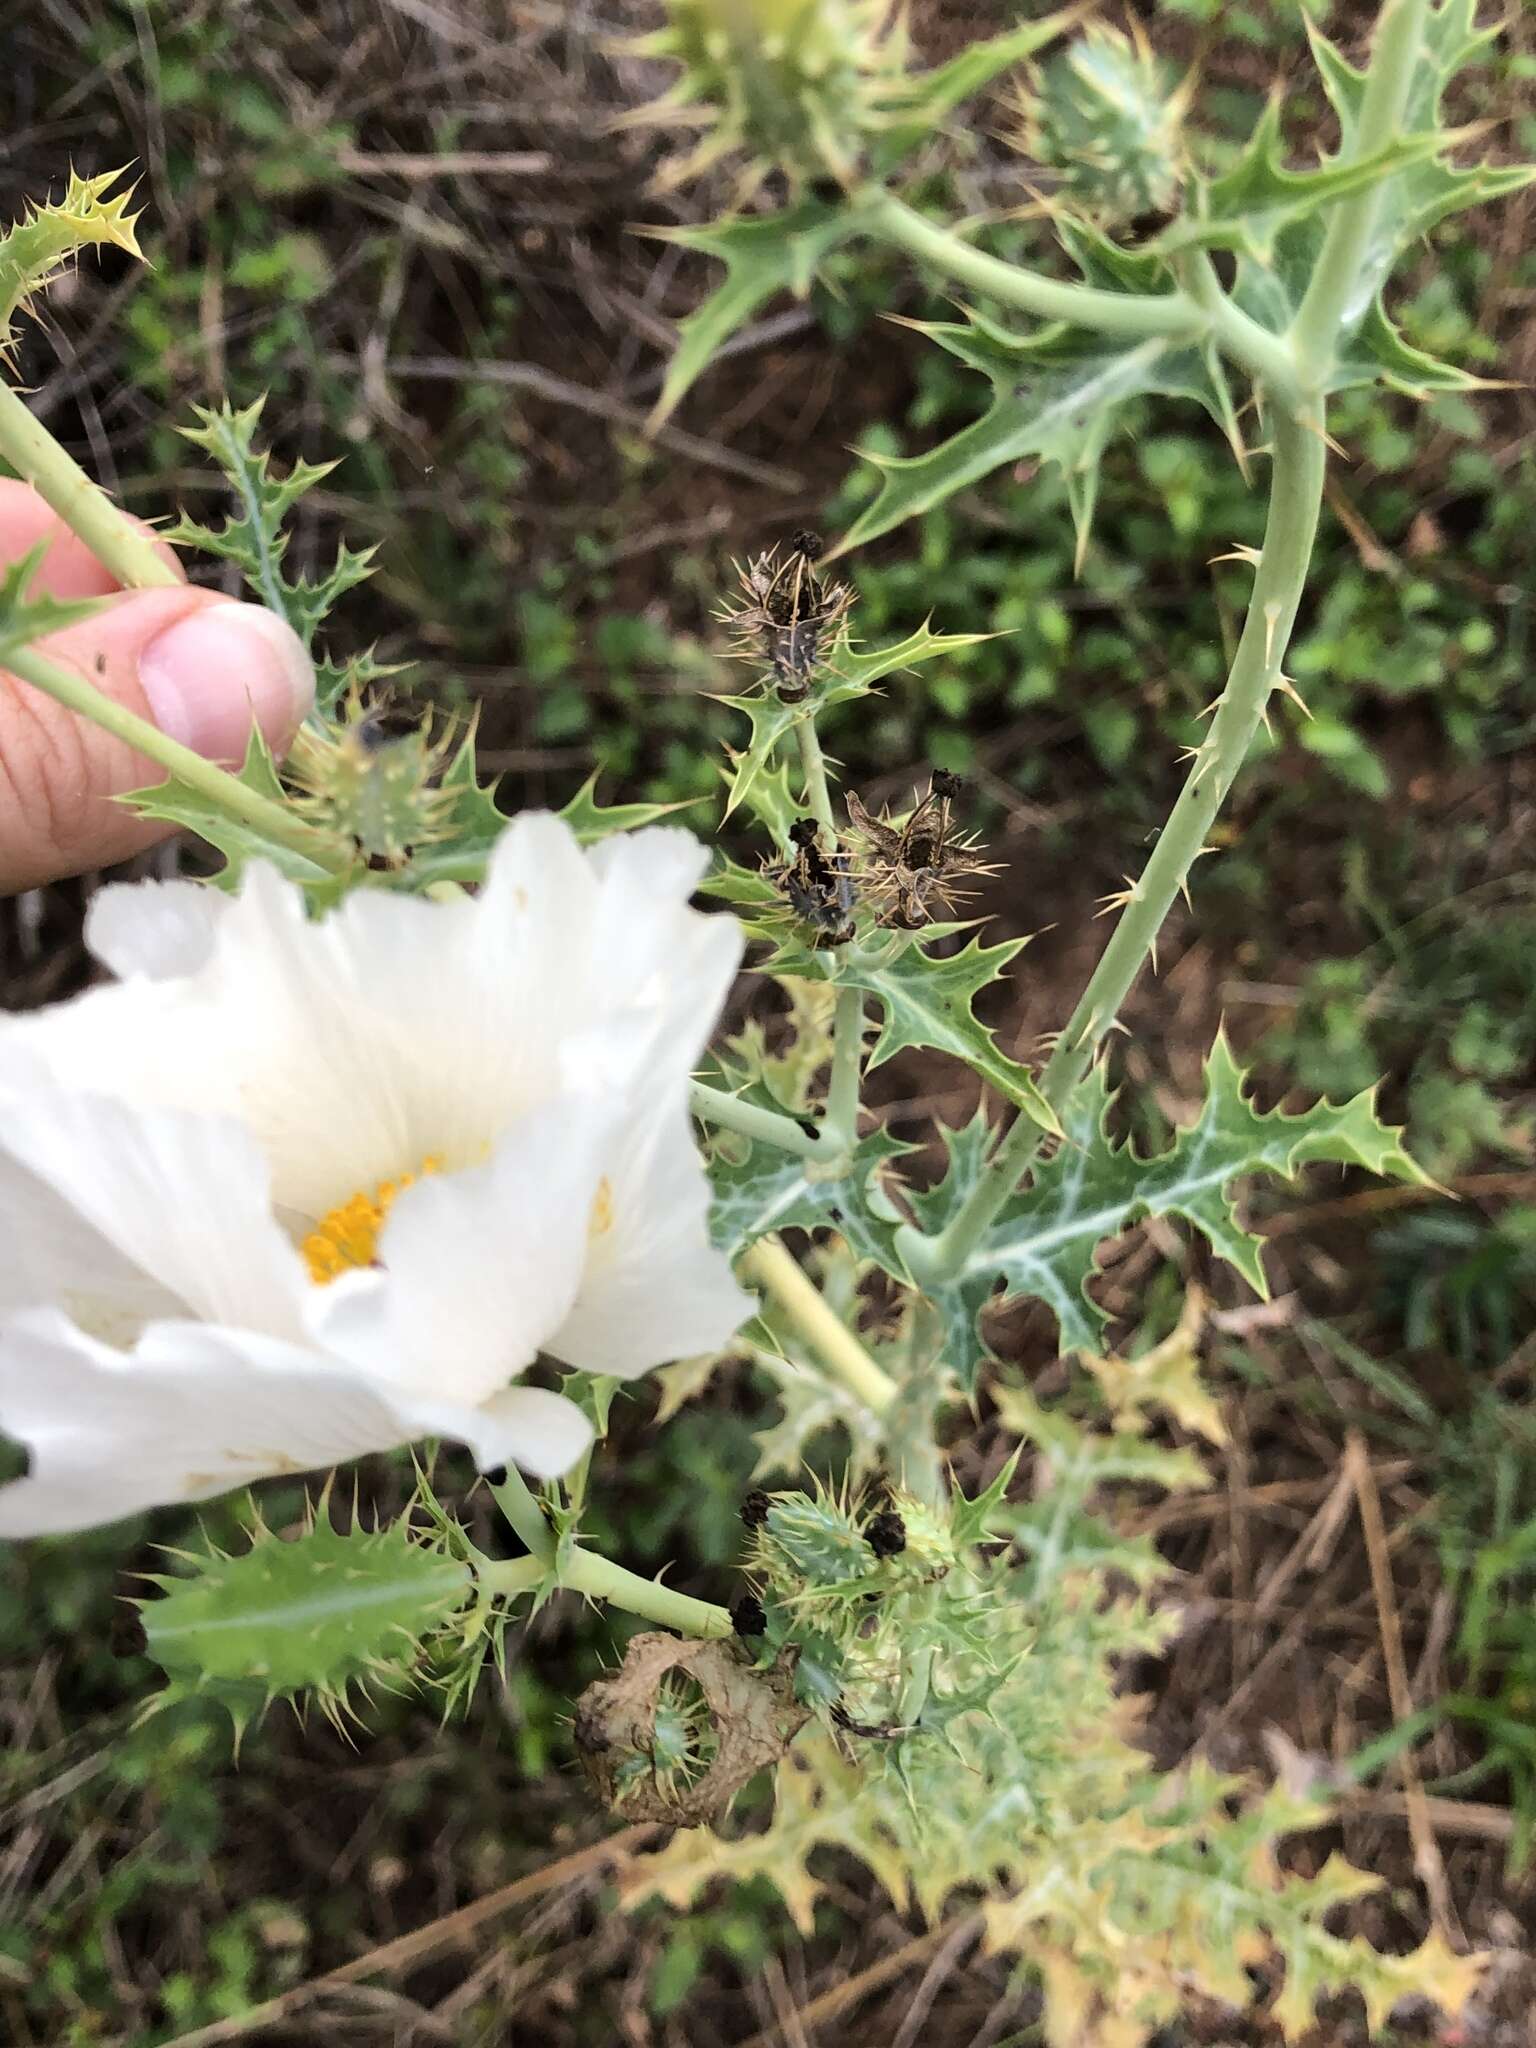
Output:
top-left (741, 1234), bottom-right (898, 1415)
top-left (690, 1078), bottom-right (825, 1158)
top-left (480, 1547), bottom-right (732, 1639)
top-left (899, 409), bottom-right (1327, 1287)
top-left (0, 382), bottom-right (181, 591)
top-left (895, 0), bottom-right (1438, 1289)
top-left (5, 641), bottom-right (349, 875)
top-left (864, 192), bottom-right (1202, 341)
top-left (1292, 0), bottom-right (1432, 385)
top-left (862, 192), bottom-right (1299, 400)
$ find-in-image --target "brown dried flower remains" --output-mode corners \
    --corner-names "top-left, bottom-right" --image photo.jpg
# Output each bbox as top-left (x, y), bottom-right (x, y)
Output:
top-left (720, 530), bottom-right (853, 702)
top-left (845, 770), bottom-right (997, 929)
top-left (573, 1631), bottom-right (809, 1827)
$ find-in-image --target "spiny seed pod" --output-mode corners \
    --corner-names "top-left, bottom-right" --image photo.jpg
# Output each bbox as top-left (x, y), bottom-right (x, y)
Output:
top-left (1020, 26), bottom-right (1187, 227)
top-left (287, 693), bottom-right (458, 869)
top-left (719, 532), bottom-right (853, 703)
top-left (845, 771), bottom-right (997, 932)
top-left (753, 1490), bottom-right (870, 1590)
top-left (765, 815), bottom-right (858, 949)
top-left (628, 0), bottom-right (906, 199)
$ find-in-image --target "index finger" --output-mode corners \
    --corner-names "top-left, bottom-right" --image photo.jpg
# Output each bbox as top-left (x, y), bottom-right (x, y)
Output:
top-left (0, 477), bottom-right (185, 598)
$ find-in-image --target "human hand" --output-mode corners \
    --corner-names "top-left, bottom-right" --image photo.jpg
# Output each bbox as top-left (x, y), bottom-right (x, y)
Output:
top-left (0, 478), bottom-right (314, 891)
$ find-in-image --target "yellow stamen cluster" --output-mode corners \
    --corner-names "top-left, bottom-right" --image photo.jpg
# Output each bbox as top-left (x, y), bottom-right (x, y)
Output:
top-left (302, 1158), bottom-right (442, 1285)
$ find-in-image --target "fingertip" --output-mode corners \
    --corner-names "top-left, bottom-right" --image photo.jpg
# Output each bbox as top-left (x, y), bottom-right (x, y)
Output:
top-left (138, 601), bottom-right (316, 763)
top-left (0, 479), bottom-right (183, 597)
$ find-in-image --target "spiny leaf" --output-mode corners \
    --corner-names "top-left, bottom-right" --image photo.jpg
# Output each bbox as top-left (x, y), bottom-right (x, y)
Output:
top-left (1300, 0), bottom-right (1533, 326)
top-left (0, 168), bottom-right (142, 355)
top-left (870, 6), bottom-right (1092, 168)
top-left (829, 324), bottom-right (1231, 568)
top-left (557, 770), bottom-right (702, 844)
top-left (713, 975), bottom-right (838, 1119)
top-left (0, 542), bottom-right (107, 664)
top-left (1353, 296), bottom-right (1514, 397)
top-left (913, 1029), bottom-right (1425, 1389)
top-left (832, 618), bottom-right (997, 692)
top-left (1165, 98), bottom-right (1446, 261)
top-left (837, 928), bottom-right (1060, 1136)
top-left (1080, 1286), bottom-right (1226, 1444)
top-left (164, 398), bottom-right (381, 710)
top-left (708, 1122), bottom-right (911, 1274)
top-left (993, 1384), bottom-right (1212, 1503)
top-left (646, 201), bottom-right (867, 430)
top-left (140, 1500), bottom-right (472, 1735)
top-left (125, 727), bottom-right (350, 893)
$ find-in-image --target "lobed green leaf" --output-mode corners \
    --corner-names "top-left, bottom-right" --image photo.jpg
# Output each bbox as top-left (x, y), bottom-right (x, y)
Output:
top-left (913, 1029), bottom-right (1426, 1390)
top-left (0, 168), bottom-right (141, 354)
top-left (165, 398), bottom-right (383, 710)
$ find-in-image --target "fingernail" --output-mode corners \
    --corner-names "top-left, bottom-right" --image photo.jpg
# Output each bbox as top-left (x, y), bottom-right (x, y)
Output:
top-left (139, 603), bottom-right (315, 764)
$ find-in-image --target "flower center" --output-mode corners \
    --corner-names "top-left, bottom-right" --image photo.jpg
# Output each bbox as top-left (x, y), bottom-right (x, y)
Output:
top-left (302, 1158), bottom-right (442, 1285)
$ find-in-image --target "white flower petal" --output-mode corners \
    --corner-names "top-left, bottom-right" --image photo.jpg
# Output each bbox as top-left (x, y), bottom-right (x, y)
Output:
top-left (0, 1311), bottom-right (418, 1535)
top-left (435, 1385), bottom-right (593, 1478)
top-left (0, 1085), bottom-right (305, 1337)
top-left (317, 1093), bottom-right (618, 1407)
top-left (85, 879), bottom-right (226, 980)
top-left (0, 1311), bottom-right (591, 1538)
top-left (548, 1102), bottom-right (752, 1377)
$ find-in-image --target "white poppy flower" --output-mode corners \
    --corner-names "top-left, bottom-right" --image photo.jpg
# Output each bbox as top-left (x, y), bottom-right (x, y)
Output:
top-left (0, 817), bottom-right (752, 1536)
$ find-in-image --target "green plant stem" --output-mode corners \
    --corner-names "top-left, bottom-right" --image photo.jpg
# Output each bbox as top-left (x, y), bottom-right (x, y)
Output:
top-left (479, 1549), bottom-right (733, 1638)
top-left (825, 985), bottom-right (864, 1147)
top-left (863, 192), bottom-right (1299, 399)
top-left (901, 409), bottom-right (1328, 1286)
top-left (490, 1468), bottom-right (553, 1561)
top-left (1292, 0), bottom-right (1431, 384)
top-left (865, 192), bottom-right (1200, 340)
top-left (690, 1079), bottom-right (824, 1158)
top-left (5, 641), bottom-right (348, 874)
top-left (740, 1235), bottom-right (898, 1415)
top-left (0, 382), bottom-right (181, 591)
top-left (794, 706), bottom-right (867, 1152)
top-left (794, 712), bottom-right (836, 834)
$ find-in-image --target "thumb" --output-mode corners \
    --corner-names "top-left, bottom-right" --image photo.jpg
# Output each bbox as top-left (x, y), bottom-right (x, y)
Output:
top-left (0, 587), bottom-right (314, 891)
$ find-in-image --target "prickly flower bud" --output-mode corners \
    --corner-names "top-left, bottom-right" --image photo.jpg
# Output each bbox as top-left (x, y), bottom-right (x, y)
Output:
top-left (286, 695), bottom-right (458, 869)
top-left (633, 0), bottom-right (904, 197)
top-left (1021, 25), bottom-right (1187, 226)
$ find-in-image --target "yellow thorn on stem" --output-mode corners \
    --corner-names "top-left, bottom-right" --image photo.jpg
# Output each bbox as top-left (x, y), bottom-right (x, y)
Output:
top-left (1209, 543), bottom-right (1263, 569)
top-left (1275, 672), bottom-right (1313, 718)
top-left (1262, 600), bottom-right (1282, 668)
top-left (1296, 413), bottom-right (1351, 459)
top-left (1094, 875), bottom-right (1139, 918)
